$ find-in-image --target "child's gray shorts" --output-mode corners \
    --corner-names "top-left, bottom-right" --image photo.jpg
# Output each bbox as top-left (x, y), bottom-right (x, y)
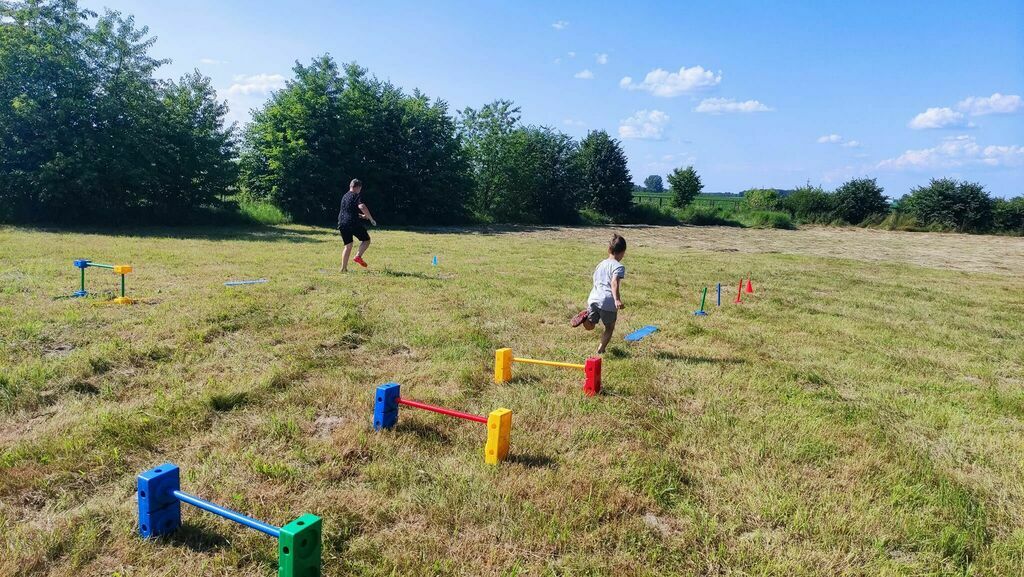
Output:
top-left (587, 302), bottom-right (617, 326)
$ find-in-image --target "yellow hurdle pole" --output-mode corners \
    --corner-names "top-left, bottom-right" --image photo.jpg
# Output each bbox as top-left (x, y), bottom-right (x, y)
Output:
top-left (511, 357), bottom-right (585, 371)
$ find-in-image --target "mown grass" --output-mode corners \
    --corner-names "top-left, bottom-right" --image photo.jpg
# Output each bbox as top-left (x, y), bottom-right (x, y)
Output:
top-left (1, 224), bottom-right (1022, 576)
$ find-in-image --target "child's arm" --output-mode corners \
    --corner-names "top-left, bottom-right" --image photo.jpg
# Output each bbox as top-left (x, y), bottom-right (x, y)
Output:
top-left (611, 275), bottom-right (624, 309)
top-left (358, 202), bottom-right (377, 226)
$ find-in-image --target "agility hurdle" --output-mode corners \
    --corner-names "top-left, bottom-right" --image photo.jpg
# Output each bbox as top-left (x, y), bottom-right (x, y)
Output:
top-left (73, 259), bottom-right (134, 304)
top-left (494, 348), bottom-right (601, 396)
top-left (372, 383), bottom-right (512, 465)
top-left (137, 463), bottom-right (322, 577)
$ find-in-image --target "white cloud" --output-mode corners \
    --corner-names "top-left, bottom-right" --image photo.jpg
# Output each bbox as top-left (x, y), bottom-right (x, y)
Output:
top-left (877, 135), bottom-right (1024, 170)
top-left (694, 97), bottom-right (771, 114)
top-left (618, 109), bottom-right (670, 140)
top-left (567, 51), bottom-right (576, 58)
top-left (957, 93), bottom-right (1023, 116)
top-left (574, 69), bottom-right (594, 80)
top-left (596, 53), bottom-right (609, 65)
top-left (553, 57), bottom-right (562, 65)
top-left (552, 20), bottom-right (569, 30)
top-left (620, 65), bottom-right (722, 97)
top-left (199, 58), bottom-right (228, 65)
top-left (817, 134), bottom-right (861, 148)
top-left (563, 119), bottom-right (587, 128)
top-left (908, 107), bottom-right (971, 130)
top-left (226, 73), bottom-right (286, 96)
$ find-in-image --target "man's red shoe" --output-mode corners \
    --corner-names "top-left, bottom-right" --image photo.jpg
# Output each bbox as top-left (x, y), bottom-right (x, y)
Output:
top-left (353, 256), bottom-right (368, 268)
top-left (570, 309), bottom-right (589, 327)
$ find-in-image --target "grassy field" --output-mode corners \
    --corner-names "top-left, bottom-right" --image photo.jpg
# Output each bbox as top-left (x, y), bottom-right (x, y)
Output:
top-left (1, 223), bottom-right (1022, 576)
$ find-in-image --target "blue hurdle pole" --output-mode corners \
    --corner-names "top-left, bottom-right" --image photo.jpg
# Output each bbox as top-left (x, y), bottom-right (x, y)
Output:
top-left (173, 490), bottom-right (281, 537)
top-left (716, 283), bottom-right (721, 306)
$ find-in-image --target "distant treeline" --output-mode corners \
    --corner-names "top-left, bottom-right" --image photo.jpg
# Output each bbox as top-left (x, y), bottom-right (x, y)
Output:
top-left (1, 0), bottom-right (1020, 236)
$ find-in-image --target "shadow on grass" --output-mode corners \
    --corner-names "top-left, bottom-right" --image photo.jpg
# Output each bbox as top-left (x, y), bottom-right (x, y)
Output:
top-left (165, 523), bottom-right (230, 553)
top-left (375, 268), bottom-right (449, 281)
top-left (507, 452), bottom-right (558, 469)
top-left (653, 351), bottom-right (745, 364)
top-left (395, 420), bottom-right (452, 443)
top-left (17, 223), bottom-right (333, 244)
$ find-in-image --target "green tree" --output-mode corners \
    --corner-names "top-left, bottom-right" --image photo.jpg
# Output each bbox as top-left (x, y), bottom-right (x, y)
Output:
top-left (241, 57), bottom-right (470, 224)
top-left (668, 165), bottom-right (703, 208)
top-left (992, 197), bottom-right (1024, 235)
top-left (831, 178), bottom-right (889, 224)
top-left (0, 0), bottom-right (236, 223)
top-left (902, 178), bottom-right (994, 233)
top-left (643, 174), bottom-right (664, 193)
top-left (578, 130), bottom-right (634, 216)
top-left (782, 184), bottom-right (832, 222)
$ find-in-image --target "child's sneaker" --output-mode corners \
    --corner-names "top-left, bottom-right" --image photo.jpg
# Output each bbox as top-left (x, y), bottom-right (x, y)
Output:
top-left (353, 256), bottom-right (368, 268)
top-left (570, 309), bottom-right (589, 327)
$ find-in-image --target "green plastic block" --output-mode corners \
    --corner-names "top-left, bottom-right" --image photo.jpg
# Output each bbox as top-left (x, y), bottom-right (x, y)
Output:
top-left (278, 513), bottom-right (322, 577)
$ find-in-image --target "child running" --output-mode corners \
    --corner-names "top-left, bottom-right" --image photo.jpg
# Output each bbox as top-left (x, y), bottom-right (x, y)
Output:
top-left (571, 234), bottom-right (626, 354)
top-left (337, 178), bottom-right (377, 272)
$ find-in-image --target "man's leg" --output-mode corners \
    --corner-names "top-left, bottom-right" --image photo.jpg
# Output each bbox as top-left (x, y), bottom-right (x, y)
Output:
top-left (355, 239), bottom-right (371, 259)
top-left (341, 243), bottom-right (353, 271)
top-left (597, 322), bottom-right (615, 354)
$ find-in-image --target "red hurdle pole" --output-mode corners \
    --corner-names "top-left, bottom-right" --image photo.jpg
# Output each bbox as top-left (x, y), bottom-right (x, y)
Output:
top-left (396, 398), bottom-right (488, 424)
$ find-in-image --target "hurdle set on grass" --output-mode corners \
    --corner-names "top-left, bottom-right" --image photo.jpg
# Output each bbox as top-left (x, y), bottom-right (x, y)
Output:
top-left (137, 463), bottom-right (322, 577)
top-left (691, 275), bottom-right (756, 316)
top-left (72, 259), bottom-right (134, 304)
top-left (494, 348), bottom-right (602, 396)
top-left (373, 383), bottom-right (512, 464)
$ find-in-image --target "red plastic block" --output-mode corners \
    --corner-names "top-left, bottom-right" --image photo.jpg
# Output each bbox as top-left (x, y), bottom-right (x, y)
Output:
top-left (584, 357), bottom-right (601, 396)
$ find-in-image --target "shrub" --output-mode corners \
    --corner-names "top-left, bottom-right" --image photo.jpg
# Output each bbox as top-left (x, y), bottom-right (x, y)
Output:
top-left (742, 189), bottom-right (781, 211)
top-left (239, 198), bottom-right (291, 225)
top-left (876, 212), bottom-right (921, 231)
top-left (783, 185), bottom-right (832, 222)
top-left (746, 210), bottom-right (794, 229)
top-left (677, 205), bottom-right (742, 227)
top-left (622, 203), bottom-right (680, 225)
top-left (832, 178), bottom-right (890, 224)
top-left (902, 178), bottom-right (994, 233)
top-left (993, 197), bottom-right (1024, 235)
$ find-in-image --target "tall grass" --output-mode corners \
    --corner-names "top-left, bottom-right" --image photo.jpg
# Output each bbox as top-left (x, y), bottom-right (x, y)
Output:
top-left (238, 198), bottom-right (292, 225)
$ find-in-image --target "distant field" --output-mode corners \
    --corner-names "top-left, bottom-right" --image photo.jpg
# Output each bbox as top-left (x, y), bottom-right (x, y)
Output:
top-left (633, 193), bottom-right (744, 209)
top-left (1, 224), bottom-right (1022, 576)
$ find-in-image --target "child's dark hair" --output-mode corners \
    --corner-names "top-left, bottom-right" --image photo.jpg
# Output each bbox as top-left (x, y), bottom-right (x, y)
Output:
top-left (609, 234), bottom-right (626, 254)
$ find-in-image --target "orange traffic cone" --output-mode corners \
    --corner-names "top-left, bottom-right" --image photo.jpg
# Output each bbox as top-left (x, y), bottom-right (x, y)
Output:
top-left (745, 276), bottom-right (754, 294)
top-left (734, 279), bottom-right (743, 304)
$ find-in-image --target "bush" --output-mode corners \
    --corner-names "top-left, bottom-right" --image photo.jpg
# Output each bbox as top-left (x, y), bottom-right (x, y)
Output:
top-left (876, 212), bottom-right (921, 231)
top-left (993, 197), bottom-right (1024, 235)
top-left (238, 198), bottom-right (291, 225)
top-left (622, 203), bottom-right (680, 225)
top-left (783, 185), bottom-right (832, 223)
top-left (745, 210), bottom-right (794, 229)
top-left (678, 205), bottom-right (742, 227)
top-left (902, 178), bottom-right (994, 233)
top-left (832, 178), bottom-right (890, 225)
top-left (742, 189), bottom-right (781, 211)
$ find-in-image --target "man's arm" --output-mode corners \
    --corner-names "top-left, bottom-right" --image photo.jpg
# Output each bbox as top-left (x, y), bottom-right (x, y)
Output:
top-left (611, 275), bottom-right (624, 309)
top-left (358, 203), bottom-right (377, 226)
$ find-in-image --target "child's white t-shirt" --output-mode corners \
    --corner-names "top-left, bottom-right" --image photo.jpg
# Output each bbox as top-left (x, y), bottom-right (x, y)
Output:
top-left (587, 257), bottom-right (626, 311)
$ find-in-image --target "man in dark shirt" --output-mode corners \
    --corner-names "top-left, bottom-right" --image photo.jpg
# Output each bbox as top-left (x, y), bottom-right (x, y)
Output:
top-left (337, 178), bottom-right (377, 271)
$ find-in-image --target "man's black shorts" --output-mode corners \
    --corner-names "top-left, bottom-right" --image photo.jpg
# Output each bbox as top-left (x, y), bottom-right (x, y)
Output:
top-left (339, 224), bottom-right (370, 245)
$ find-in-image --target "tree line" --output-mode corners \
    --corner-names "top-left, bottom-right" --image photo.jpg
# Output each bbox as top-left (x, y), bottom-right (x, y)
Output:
top-left (1, 0), bottom-right (1020, 235)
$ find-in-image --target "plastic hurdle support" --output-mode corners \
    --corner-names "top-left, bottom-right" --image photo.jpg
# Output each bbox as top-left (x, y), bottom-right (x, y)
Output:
top-left (137, 463), bottom-right (322, 577)
top-left (372, 383), bottom-right (512, 465)
top-left (494, 348), bottom-right (601, 396)
top-left (72, 259), bottom-right (134, 304)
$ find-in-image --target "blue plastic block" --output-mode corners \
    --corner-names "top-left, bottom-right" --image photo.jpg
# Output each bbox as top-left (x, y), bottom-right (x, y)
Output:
top-left (72, 290), bottom-right (88, 298)
top-left (624, 325), bottom-right (659, 342)
top-left (137, 463), bottom-right (182, 538)
top-left (373, 382), bottom-right (400, 430)
top-left (693, 310), bottom-right (707, 316)
top-left (73, 259), bottom-right (90, 269)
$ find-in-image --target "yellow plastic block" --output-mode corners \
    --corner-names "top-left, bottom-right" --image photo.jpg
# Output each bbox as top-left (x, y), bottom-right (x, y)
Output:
top-left (113, 265), bottom-right (133, 274)
top-left (494, 348), bottom-right (513, 384)
top-left (484, 408), bottom-right (512, 465)
top-left (112, 297), bottom-right (135, 305)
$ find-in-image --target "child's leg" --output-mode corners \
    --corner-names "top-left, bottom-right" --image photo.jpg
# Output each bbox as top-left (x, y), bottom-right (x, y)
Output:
top-left (597, 321), bottom-right (615, 354)
top-left (341, 242), bottom-right (354, 271)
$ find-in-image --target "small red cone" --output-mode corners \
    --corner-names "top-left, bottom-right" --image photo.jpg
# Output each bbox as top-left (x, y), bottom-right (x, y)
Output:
top-left (734, 279), bottom-right (743, 304)
top-left (745, 277), bottom-right (754, 294)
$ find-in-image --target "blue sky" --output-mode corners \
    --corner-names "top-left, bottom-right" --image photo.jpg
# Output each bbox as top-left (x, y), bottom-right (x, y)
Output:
top-left (82, 0), bottom-right (1024, 197)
